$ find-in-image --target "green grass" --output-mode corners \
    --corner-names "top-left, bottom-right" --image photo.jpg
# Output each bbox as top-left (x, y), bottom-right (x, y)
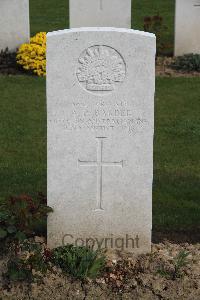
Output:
top-left (154, 78), bottom-right (200, 230)
top-left (0, 76), bottom-right (199, 231)
top-left (132, 0), bottom-right (175, 52)
top-left (30, 0), bottom-right (69, 35)
top-left (29, 0), bottom-right (175, 53)
top-left (0, 76), bottom-right (46, 198)
top-left (1, 1), bottom-right (199, 232)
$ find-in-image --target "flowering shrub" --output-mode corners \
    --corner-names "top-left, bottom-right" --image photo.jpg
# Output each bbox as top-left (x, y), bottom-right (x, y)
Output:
top-left (16, 32), bottom-right (46, 76)
top-left (143, 15), bottom-right (171, 56)
top-left (0, 193), bottom-right (53, 243)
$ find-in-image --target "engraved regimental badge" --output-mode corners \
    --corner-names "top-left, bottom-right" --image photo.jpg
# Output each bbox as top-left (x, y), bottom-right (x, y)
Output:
top-left (77, 45), bottom-right (126, 94)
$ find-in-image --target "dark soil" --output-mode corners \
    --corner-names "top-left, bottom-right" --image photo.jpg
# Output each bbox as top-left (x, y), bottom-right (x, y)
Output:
top-left (0, 49), bottom-right (24, 75)
top-left (153, 229), bottom-right (200, 244)
top-left (0, 241), bottom-right (199, 300)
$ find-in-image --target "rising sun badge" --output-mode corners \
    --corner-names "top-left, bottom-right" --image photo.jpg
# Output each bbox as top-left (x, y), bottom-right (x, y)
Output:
top-left (77, 45), bottom-right (126, 94)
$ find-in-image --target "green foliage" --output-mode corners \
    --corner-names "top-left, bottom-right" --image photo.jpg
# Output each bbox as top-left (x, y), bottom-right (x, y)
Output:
top-left (143, 14), bottom-right (172, 55)
top-left (172, 250), bottom-right (190, 279)
top-left (171, 54), bottom-right (200, 72)
top-left (0, 193), bottom-right (53, 244)
top-left (5, 242), bottom-right (105, 283)
top-left (6, 258), bottom-right (31, 281)
top-left (5, 240), bottom-right (51, 282)
top-left (52, 245), bottom-right (106, 280)
top-left (157, 250), bottom-right (190, 280)
top-left (132, 0), bottom-right (174, 56)
top-left (157, 266), bottom-right (171, 279)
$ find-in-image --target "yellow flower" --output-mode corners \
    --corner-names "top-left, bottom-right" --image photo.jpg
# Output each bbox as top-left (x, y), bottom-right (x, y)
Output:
top-left (17, 32), bottom-right (46, 76)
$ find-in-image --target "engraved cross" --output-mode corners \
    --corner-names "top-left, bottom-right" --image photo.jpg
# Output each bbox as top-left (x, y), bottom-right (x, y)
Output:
top-left (78, 137), bottom-right (123, 211)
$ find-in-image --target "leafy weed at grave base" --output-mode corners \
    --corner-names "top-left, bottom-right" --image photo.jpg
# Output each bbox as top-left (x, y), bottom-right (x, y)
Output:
top-left (0, 193), bottom-right (53, 248)
top-left (52, 244), bottom-right (106, 280)
top-left (157, 250), bottom-right (190, 280)
top-left (4, 238), bottom-right (52, 282)
top-left (4, 241), bottom-right (106, 283)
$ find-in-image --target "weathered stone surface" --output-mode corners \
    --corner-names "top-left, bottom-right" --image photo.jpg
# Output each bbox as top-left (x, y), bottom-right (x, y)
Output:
top-left (47, 28), bottom-right (156, 254)
top-left (175, 0), bottom-right (200, 56)
top-left (70, 0), bottom-right (131, 28)
top-left (0, 0), bottom-right (30, 51)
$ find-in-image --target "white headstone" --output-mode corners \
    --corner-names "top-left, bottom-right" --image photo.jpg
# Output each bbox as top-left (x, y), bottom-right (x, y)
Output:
top-left (47, 28), bottom-right (156, 254)
top-left (175, 0), bottom-right (200, 56)
top-left (0, 0), bottom-right (30, 52)
top-left (70, 0), bottom-right (131, 28)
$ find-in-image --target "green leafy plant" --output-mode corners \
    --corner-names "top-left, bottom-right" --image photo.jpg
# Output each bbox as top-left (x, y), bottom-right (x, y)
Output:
top-left (172, 250), bottom-right (190, 279)
top-left (5, 240), bottom-right (52, 282)
top-left (157, 266), bottom-right (171, 279)
top-left (157, 250), bottom-right (190, 280)
top-left (171, 54), bottom-right (200, 72)
top-left (143, 14), bottom-right (171, 56)
top-left (52, 245), bottom-right (106, 280)
top-left (0, 193), bottom-right (53, 244)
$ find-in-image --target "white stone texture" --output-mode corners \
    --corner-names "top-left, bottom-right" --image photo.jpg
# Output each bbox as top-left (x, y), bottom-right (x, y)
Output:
top-left (70, 0), bottom-right (131, 28)
top-left (175, 0), bottom-right (200, 56)
top-left (0, 0), bottom-right (30, 51)
top-left (47, 28), bottom-right (156, 254)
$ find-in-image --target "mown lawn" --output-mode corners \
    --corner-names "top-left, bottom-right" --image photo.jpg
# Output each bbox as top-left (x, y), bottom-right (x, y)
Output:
top-left (154, 78), bottom-right (200, 230)
top-left (30, 0), bottom-right (175, 53)
top-left (0, 76), bottom-right (46, 198)
top-left (0, 76), bottom-right (199, 231)
top-left (1, 0), bottom-right (199, 232)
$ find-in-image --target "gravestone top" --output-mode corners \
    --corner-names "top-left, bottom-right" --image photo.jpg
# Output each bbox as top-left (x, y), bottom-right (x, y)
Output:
top-left (69, 0), bottom-right (132, 28)
top-left (0, 0), bottom-right (30, 51)
top-left (48, 27), bottom-right (154, 37)
top-left (175, 0), bottom-right (200, 55)
top-left (47, 27), bottom-right (156, 254)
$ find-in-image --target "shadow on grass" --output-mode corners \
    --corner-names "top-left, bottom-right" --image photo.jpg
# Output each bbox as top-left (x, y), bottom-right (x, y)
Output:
top-left (153, 173), bottom-right (200, 232)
